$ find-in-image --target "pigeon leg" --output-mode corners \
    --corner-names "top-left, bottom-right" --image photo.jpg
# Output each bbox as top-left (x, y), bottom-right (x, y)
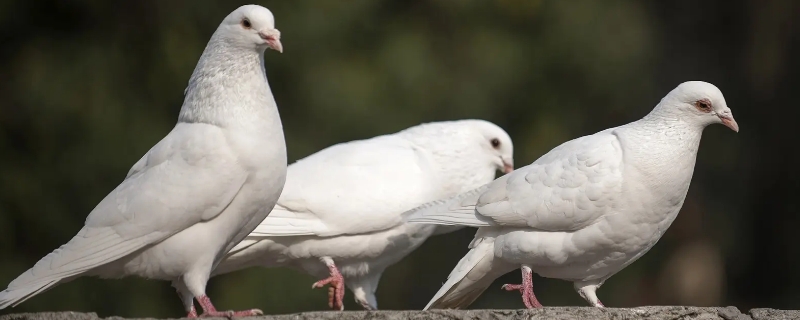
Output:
top-left (172, 280), bottom-right (199, 318)
top-left (501, 265), bottom-right (543, 308)
top-left (196, 295), bottom-right (263, 318)
top-left (349, 270), bottom-right (381, 310)
top-left (182, 270), bottom-right (262, 318)
top-left (351, 285), bottom-right (378, 310)
top-left (312, 256), bottom-right (346, 310)
top-left (183, 293), bottom-right (199, 318)
top-left (575, 280), bottom-right (604, 308)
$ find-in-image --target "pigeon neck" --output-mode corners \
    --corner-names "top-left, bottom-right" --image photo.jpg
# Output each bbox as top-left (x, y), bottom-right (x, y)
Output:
top-left (627, 106), bottom-right (705, 156)
top-left (639, 101), bottom-right (709, 132)
top-left (616, 107), bottom-right (705, 196)
top-left (178, 39), bottom-right (280, 131)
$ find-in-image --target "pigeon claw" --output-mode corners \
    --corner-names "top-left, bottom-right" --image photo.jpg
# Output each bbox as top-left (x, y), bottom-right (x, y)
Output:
top-left (186, 306), bottom-right (199, 318)
top-left (313, 272), bottom-right (345, 310)
top-left (358, 301), bottom-right (377, 310)
top-left (200, 310), bottom-right (233, 318)
top-left (196, 295), bottom-right (263, 318)
top-left (502, 266), bottom-right (544, 309)
top-left (502, 282), bottom-right (543, 309)
top-left (199, 309), bottom-right (262, 318)
top-left (501, 283), bottom-right (522, 291)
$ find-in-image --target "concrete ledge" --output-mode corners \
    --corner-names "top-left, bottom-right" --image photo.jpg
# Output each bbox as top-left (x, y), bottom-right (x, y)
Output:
top-left (1, 307), bottom-right (797, 320)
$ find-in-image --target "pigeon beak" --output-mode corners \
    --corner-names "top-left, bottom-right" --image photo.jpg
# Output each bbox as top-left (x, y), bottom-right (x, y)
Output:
top-left (501, 158), bottom-right (514, 174)
top-left (718, 112), bottom-right (739, 133)
top-left (259, 29), bottom-right (283, 53)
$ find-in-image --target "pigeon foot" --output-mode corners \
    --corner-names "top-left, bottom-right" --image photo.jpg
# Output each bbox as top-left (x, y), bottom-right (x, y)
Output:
top-left (186, 306), bottom-right (198, 318)
top-left (312, 258), bottom-right (346, 310)
top-left (501, 265), bottom-right (543, 309)
top-left (197, 295), bottom-right (263, 318)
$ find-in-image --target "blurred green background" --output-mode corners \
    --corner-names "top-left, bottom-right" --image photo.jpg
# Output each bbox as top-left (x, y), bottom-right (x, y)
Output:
top-left (0, 0), bottom-right (797, 317)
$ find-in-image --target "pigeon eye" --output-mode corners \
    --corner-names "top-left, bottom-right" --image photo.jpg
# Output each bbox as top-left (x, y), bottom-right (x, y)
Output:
top-left (490, 138), bottom-right (501, 148)
top-left (241, 18), bottom-right (252, 29)
top-left (694, 99), bottom-right (712, 113)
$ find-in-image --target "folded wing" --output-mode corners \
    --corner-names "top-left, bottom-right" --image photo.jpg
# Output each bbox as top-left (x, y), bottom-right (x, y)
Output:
top-left (249, 134), bottom-right (438, 238)
top-left (0, 123), bottom-right (248, 308)
top-left (408, 130), bottom-right (624, 232)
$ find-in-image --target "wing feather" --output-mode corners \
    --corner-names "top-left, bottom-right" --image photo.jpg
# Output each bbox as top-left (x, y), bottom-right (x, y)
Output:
top-left (0, 123), bottom-right (248, 308)
top-left (408, 130), bottom-right (624, 232)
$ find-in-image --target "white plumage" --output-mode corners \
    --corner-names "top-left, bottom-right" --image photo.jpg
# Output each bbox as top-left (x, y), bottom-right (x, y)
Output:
top-left (0, 5), bottom-right (286, 318)
top-left (207, 120), bottom-right (514, 310)
top-left (408, 81), bottom-right (739, 309)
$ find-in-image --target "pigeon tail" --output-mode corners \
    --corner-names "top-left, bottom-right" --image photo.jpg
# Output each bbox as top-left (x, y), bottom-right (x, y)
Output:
top-left (424, 234), bottom-right (514, 310)
top-left (403, 185), bottom-right (492, 227)
top-left (0, 227), bottom-right (155, 309)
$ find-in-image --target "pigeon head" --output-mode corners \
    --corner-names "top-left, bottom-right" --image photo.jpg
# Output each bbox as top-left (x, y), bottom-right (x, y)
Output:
top-left (218, 5), bottom-right (283, 53)
top-left (400, 120), bottom-right (514, 178)
top-left (660, 81), bottom-right (739, 132)
top-left (471, 121), bottom-right (515, 174)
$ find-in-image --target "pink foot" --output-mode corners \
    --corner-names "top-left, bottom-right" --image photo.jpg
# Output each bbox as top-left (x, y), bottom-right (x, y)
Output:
top-left (186, 306), bottom-right (198, 318)
top-left (312, 260), bottom-right (345, 310)
top-left (501, 266), bottom-right (543, 309)
top-left (196, 295), bottom-right (263, 318)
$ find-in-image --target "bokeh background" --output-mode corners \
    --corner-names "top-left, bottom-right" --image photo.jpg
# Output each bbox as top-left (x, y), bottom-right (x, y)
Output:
top-left (0, 0), bottom-right (798, 317)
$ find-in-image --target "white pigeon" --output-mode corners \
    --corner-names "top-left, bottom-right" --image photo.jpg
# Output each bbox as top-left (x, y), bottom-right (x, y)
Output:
top-left (0, 5), bottom-right (286, 318)
top-left (200, 120), bottom-right (514, 311)
top-left (407, 81), bottom-right (739, 309)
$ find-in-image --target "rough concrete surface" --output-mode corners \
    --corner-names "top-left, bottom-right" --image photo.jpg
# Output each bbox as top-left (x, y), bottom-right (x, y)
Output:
top-left (749, 309), bottom-right (800, 320)
top-left (0, 307), bottom-right (796, 320)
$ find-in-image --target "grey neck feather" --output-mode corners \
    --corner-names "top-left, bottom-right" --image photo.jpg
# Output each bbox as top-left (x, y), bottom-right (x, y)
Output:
top-left (178, 32), bottom-right (279, 130)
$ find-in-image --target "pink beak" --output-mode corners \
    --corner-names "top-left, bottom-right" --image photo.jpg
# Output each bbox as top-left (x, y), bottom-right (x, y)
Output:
top-left (719, 115), bottom-right (739, 133)
top-left (502, 161), bottom-right (514, 174)
top-left (259, 30), bottom-right (283, 53)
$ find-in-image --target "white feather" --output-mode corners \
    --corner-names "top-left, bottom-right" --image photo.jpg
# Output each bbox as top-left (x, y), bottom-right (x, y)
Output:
top-left (416, 81), bottom-right (739, 308)
top-left (0, 5), bottom-right (288, 314)
top-left (213, 119), bottom-right (515, 310)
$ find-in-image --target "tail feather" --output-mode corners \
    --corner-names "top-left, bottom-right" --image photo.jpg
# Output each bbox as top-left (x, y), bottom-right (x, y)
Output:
top-left (424, 233), bottom-right (514, 310)
top-left (0, 227), bottom-right (154, 309)
top-left (404, 185), bottom-right (492, 227)
top-left (0, 279), bottom-right (61, 310)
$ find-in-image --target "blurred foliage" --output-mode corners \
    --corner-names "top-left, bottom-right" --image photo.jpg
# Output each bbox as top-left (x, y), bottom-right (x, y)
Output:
top-left (0, 0), bottom-right (798, 317)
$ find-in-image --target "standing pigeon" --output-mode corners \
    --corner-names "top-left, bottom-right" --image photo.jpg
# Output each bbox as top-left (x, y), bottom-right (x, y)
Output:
top-left (0, 5), bottom-right (286, 318)
top-left (407, 81), bottom-right (738, 309)
top-left (200, 120), bottom-right (514, 311)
